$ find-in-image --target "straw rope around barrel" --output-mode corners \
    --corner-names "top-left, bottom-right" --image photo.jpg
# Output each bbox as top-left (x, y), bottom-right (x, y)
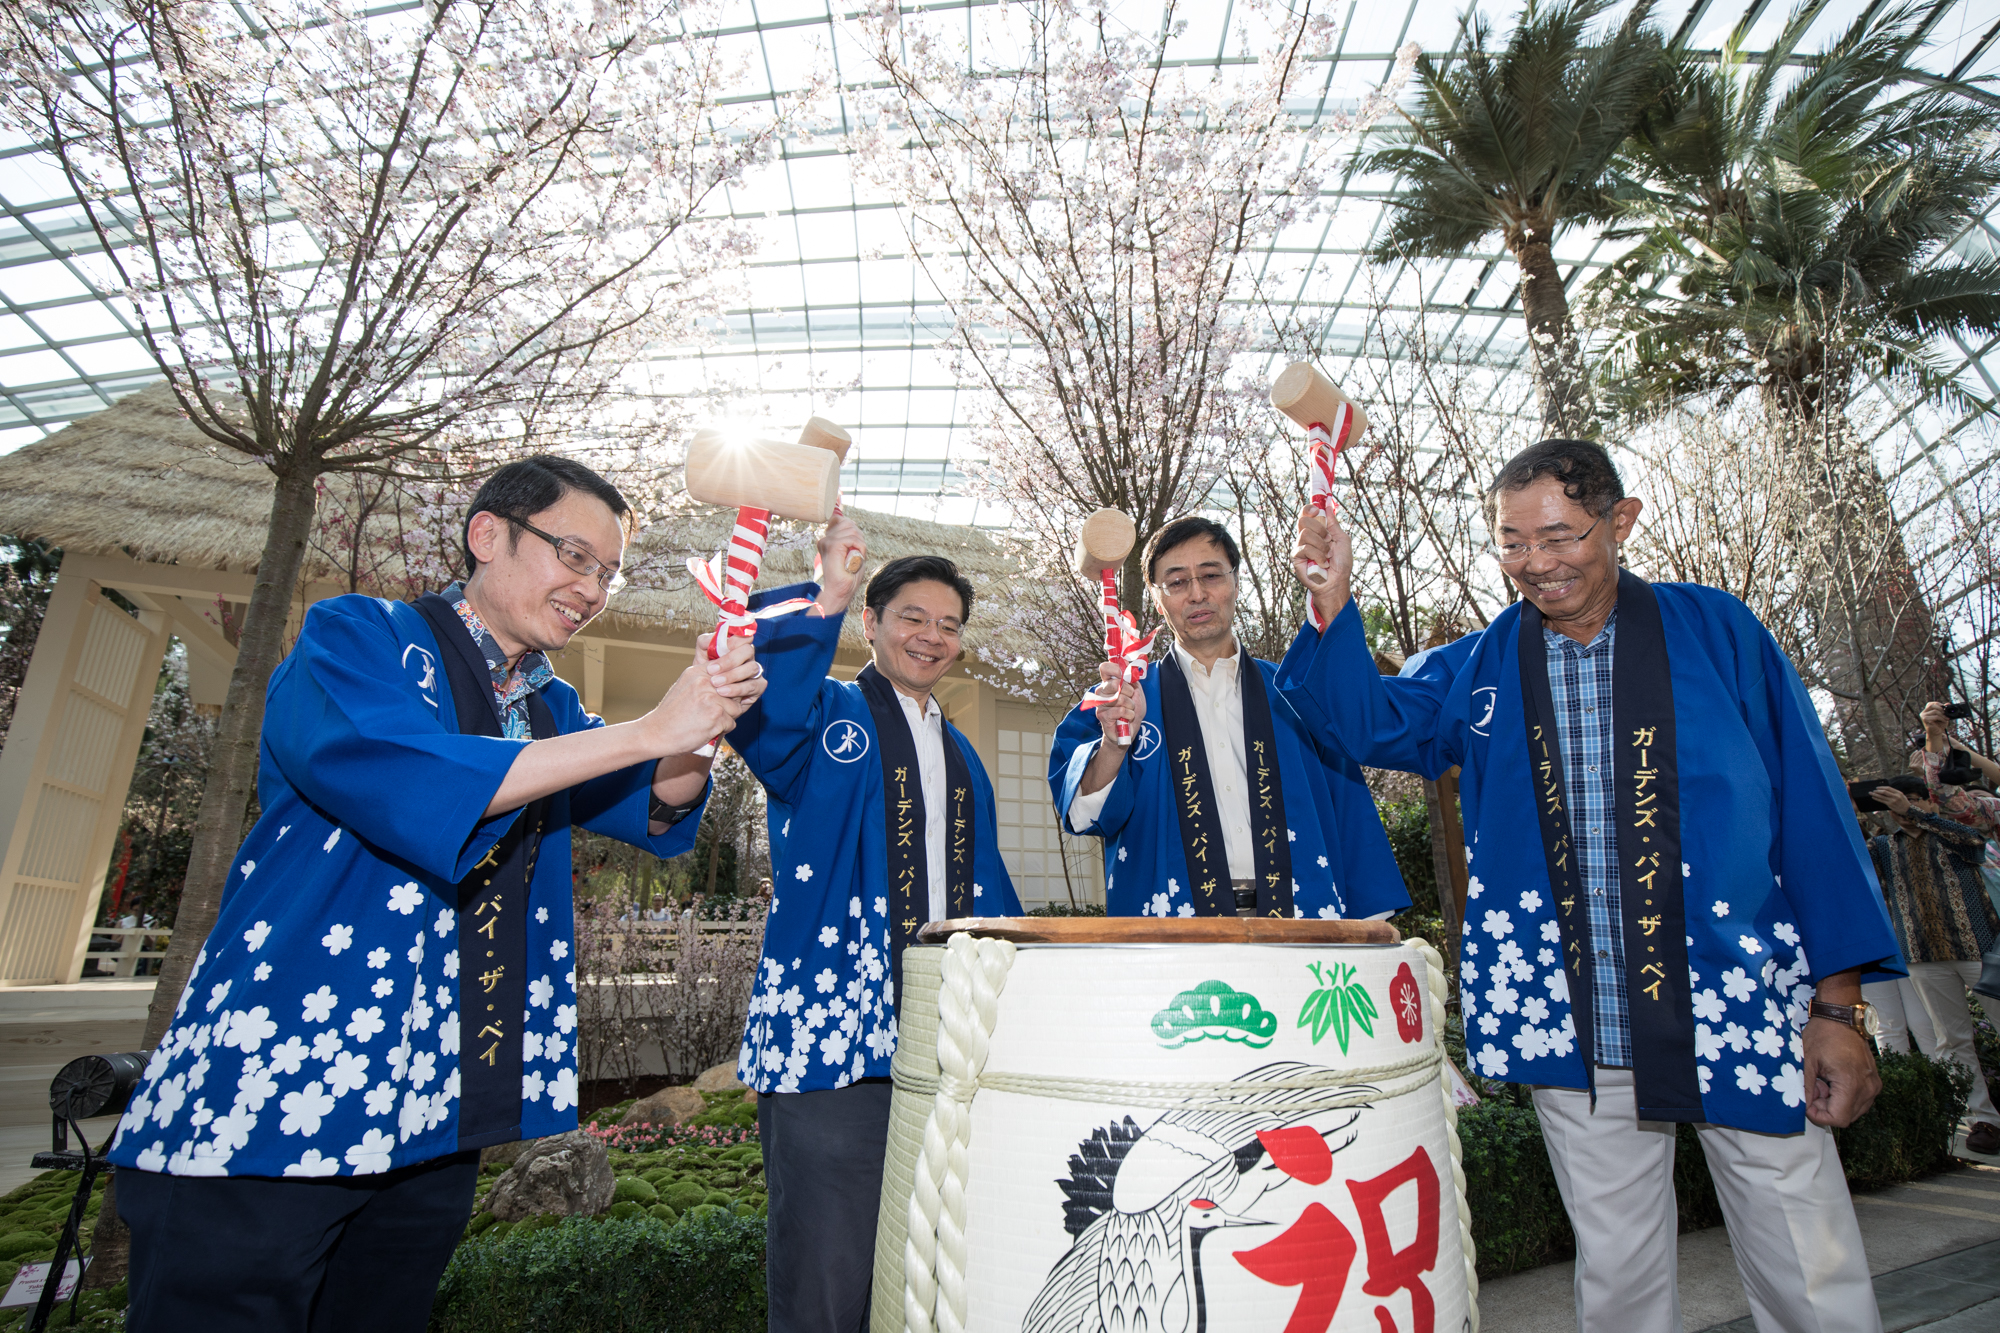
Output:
top-left (1409, 936), bottom-right (1480, 1333)
top-left (892, 1050), bottom-right (1443, 1113)
top-left (902, 934), bottom-right (1017, 1333)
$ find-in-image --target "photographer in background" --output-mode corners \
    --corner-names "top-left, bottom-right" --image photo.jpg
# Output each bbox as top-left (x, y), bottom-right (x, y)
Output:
top-left (1857, 772), bottom-right (1999, 1155)
top-left (1915, 701), bottom-right (2000, 922)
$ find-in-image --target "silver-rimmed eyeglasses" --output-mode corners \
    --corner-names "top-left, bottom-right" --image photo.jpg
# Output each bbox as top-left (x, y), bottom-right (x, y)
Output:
top-left (1155, 570), bottom-right (1235, 598)
top-left (1486, 517), bottom-right (1602, 565)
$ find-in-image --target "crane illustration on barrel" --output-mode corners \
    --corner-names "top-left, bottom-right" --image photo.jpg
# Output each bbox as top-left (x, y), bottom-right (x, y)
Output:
top-left (1022, 1060), bottom-right (1374, 1333)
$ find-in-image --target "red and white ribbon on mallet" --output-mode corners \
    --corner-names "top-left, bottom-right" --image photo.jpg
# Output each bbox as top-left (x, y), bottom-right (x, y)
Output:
top-left (682, 428), bottom-right (840, 752)
top-left (1074, 508), bottom-right (1157, 746)
top-left (1271, 362), bottom-right (1370, 629)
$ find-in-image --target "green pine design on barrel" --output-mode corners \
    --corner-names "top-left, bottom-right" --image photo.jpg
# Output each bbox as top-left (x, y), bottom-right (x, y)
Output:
top-left (1299, 960), bottom-right (1378, 1054)
top-left (1151, 980), bottom-right (1279, 1048)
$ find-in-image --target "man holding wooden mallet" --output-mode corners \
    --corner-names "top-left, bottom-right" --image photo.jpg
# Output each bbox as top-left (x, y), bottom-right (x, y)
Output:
top-left (1048, 500), bottom-right (1406, 922)
top-left (721, 487), bottom-right (1023, 1333)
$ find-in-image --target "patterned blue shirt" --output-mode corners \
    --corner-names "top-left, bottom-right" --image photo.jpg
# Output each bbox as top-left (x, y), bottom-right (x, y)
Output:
top-left (1544, 611), bottom-right (1629, 1068)
top-left (442, 582), bottom-right (553, 741)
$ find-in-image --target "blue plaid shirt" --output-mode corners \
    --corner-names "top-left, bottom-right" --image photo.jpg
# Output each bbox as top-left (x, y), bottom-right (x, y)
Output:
top-left (1545, 611), bottom-right (1629, 1068)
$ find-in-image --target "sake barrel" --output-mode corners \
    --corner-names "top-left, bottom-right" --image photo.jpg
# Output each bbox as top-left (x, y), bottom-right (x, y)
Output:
top-left (873, 917), bottom-right (1479, 1333)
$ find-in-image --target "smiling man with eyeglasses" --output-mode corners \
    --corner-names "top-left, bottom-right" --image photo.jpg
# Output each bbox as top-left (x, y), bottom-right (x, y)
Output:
top-left (1282, 437), bottom-right (1905, 1333)
top-left (1048, 515), bottom-right (1405, 923)
top-left (108, 454), bottom-right (765, 1332)
top-left (723, 516), bottom-right (1021, 1333)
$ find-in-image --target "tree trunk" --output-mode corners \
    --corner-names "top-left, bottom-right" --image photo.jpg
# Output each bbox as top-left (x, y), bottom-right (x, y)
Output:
top-left (1510, 236), bottom-right (1591, 438)
top-left (1789, 420), bottom-right (1949, 777)
top-left (1423, 770), bottom-right (1468, 969)
top-left (88, 459), bottom-right (320, 1287)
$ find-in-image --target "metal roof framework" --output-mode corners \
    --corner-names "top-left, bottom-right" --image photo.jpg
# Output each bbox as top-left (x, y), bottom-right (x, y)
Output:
top-left (1, 0), bottom-right (1996, 547)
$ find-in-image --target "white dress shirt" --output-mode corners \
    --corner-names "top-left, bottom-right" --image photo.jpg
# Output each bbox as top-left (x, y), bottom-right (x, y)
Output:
top-left (896, 689), bottom-right (950, 920)
top-left (1068, 640), bottom-right (1258, 882)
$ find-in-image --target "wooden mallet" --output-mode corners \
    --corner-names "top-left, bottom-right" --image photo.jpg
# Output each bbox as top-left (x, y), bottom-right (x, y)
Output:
top-left (1270, 361), bottom-right (1369, 589)
top-left (797, 416), bottom-right (864, 576)
top-left (1075, 508), bottom-right (1155, 746)
top-left (682, 430), bottom-right (836, 750)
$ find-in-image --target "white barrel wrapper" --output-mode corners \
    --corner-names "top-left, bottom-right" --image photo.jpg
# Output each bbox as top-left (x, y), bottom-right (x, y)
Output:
top-left (874, 939), bottom-right (1475, 1333)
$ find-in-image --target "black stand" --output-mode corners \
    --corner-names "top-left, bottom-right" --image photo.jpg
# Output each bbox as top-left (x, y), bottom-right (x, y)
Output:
top-left (24, 1116), bottom-right (102, 1333)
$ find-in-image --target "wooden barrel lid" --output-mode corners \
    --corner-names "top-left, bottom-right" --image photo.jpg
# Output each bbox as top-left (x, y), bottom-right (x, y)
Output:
top-left (914, 916), bottom-right (1401, 945)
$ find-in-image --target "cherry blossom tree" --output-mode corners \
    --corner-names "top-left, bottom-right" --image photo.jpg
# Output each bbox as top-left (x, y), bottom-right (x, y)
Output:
top-left (857, 0), bottom-right (1416, 698)
top-left (1, 0), bottom-right (785, 1078)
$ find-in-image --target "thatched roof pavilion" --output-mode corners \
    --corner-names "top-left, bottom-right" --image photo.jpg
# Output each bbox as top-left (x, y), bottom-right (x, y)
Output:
top-left (0, 386), bottom-right (1091, 986)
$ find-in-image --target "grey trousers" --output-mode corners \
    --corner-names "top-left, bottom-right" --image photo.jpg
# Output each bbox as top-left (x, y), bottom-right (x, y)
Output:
top-left (759, 1079), bottom-right (894, 1333)
top-left (1533, 1067), bottom-right (1879, 1333)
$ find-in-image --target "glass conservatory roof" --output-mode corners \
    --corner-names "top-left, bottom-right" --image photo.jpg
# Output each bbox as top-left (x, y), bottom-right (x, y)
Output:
top-left (1, 0), bottom-right (1997, 535)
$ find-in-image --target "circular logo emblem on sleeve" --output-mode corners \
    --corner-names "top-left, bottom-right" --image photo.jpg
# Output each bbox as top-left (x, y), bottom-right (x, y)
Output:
top-left (401, 644), bottom-right (438, 707)
top-left (822, 719), bottom-right (872, 763)
top-left (1130, 721), bottom-right (1162, 761)
top-left (1469, 686), bottom-right (1498, 736)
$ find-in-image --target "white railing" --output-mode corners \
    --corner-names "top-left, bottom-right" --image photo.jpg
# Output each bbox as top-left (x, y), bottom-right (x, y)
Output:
top-left (82, 926), bottom-right (171, 978)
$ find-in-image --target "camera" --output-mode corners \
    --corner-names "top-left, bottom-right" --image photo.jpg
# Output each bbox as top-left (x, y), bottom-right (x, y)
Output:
top-left (1847, 774), bottom-right (1928, 813)
top-left (1944, 702), bottom-right (1976, 720)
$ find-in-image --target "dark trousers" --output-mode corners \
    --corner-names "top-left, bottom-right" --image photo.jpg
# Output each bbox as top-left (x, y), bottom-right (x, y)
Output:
top-left (759, 1079), bottom-right (893, 1333)
top-left (117, 1151), bottom-right (479, 1333)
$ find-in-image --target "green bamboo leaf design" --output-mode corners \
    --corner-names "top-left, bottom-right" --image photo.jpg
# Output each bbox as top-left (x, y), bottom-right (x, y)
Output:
top-left (1330, 990), bottom-right (1353, 1053)
top-left (1347, 984), bottom-right (1377, 1039)
top-left (1298, 989), bottom-right (1327, 1038)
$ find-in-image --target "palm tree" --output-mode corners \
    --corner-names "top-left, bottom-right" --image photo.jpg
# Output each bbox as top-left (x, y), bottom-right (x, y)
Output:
top-left (1358, 0), bottom-right (1665, 436)
top-left (1586, 0), bottom-right (2000, 771)
top-left (1588, 0), bottom-right (2000, 423)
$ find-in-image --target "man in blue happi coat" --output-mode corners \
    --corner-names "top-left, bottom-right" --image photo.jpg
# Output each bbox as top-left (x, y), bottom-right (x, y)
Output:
top-left (106, 456), bottom-right (766, 1332)
top-left (1288, 438), bottom-right (1903, 1333)
top-left (1049, 515), bottom-right (1405, 920)
top-left (728, 515), bottom-right (1021, 1333)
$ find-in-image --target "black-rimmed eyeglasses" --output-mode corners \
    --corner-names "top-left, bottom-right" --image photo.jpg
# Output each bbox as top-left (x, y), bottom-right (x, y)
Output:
top-left (508, 517), bottom-right (624, 592)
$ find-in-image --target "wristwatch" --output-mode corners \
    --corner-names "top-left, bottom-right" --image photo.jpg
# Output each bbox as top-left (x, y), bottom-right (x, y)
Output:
top-left (1809, 999), bottom-right (1881, 1038)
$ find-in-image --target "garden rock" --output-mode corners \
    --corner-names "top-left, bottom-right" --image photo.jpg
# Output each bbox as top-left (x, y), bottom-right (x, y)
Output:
top-left (479, 1139), bottom-right (532, 1169)
top-left (692, 1061), bottom-right (746, 1092)
top-left (484, 1131), bottom-right (616, 1221)
top-left (622, 1086), bottom-right (706, 1127)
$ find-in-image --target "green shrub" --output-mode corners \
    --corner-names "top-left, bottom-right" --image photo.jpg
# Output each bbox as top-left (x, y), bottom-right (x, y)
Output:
top-left (690, 1098), bottom-right (757, 1131)
top-left (430, 1212), bottom-right (765, 1333)
top-left (1836, 1050), bottom-right (1971, 1188)
top-left (1455, 1050), bottom-right (1969, 1281)
top-left (1380, 799), bottom-right (1440, 917)
top-left (1023, 901), bottom-right (1107, 917)
top-left (660, 1181), bottom-right (708, 1212)
top-left (612, 1177), bottom-right (657, 1206)
top-left (1456, 1103), bottom-right (1573, 1279)
top-left (648, 1204), bottom-right (679, 1224)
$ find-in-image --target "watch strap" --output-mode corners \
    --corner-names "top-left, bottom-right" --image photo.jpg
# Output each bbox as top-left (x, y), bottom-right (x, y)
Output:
top-left (648, 793), bottom-right (699, 828)
top-left (1809, 999), bottom-right (1875, 1034)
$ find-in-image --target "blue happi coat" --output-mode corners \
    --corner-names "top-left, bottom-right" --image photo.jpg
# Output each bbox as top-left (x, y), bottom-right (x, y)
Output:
top-left (106, 595), bottom-right (702, 1178)
top-left (1047, 658), bottom-right (1407, 920)
top-left (1276, 585), bottom-right (1902, 1134)
top-left (730, 584), bottom-right (1021, 1095)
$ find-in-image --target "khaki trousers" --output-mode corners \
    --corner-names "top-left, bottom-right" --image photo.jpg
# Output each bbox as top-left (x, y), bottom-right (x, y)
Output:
top-left (1532, 1067), bottom-right (1879, 1333)
top-left (1903, 960), bottom-right (1999, 1124)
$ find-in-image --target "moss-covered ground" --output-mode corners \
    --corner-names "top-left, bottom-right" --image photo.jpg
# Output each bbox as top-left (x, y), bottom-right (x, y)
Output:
top-left (0, 1088), bottom-right (759, 1327)
top-left (461, 1087), bottom-right (763, 1246)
